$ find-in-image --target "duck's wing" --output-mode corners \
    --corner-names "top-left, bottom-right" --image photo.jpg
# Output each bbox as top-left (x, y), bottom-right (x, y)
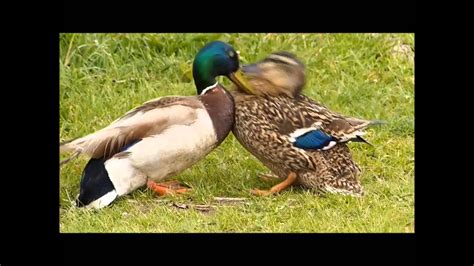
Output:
top-left (60, 96), bottom-right (204, 161)
top-left (287, 96), bottom-right (384, 150)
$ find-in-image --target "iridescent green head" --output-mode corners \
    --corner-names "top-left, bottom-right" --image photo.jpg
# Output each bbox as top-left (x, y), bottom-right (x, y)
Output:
top-left (193, 41), bottom-right (253, 95)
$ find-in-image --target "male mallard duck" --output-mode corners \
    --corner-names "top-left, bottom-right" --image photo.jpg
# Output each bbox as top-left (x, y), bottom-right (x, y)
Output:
top-left (231, 52), bottom-right (382, 196)
top-left (60, 41), bottom-right (253, 209)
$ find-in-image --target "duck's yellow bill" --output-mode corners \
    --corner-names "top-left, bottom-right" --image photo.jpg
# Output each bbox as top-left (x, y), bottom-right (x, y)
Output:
top-left (229, 69), bottom-right (254, 94)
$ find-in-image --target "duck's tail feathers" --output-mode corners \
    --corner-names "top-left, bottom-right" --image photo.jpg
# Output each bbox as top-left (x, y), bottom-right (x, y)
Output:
top-left (351, 135), bottom-right (373, 146)
top-left (60, 150), bottom-right (81, 166)
top-left (60, 137), bottom-right (84, 165)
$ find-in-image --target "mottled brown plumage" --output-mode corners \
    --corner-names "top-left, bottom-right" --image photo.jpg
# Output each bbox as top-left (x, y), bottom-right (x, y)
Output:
top-left (232, 52), bottom-right (381, 196)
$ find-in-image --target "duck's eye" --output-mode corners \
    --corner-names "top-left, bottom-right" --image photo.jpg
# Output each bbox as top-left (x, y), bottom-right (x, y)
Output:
top-left (228, 50), bottom-right (235, 58)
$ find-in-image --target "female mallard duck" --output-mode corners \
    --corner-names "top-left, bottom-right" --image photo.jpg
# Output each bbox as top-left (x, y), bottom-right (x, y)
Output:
top-left (231, 52), bottom-right (382, 196)
top-left (60, 41), bottom-right (253, 209)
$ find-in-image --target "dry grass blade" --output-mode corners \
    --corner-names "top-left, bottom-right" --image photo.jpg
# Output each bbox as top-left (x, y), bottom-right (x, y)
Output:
top-left (172, 203), bottom-right (188, 209)
top-left (213, 197), bottom-right (248, 205)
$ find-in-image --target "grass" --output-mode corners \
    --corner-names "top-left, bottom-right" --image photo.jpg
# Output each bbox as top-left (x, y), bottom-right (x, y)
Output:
top-left (59, 33), bottom-right (414, 233)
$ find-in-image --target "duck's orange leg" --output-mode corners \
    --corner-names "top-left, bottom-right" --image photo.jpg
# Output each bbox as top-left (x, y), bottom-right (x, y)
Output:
top-left (251, 172), bottom-right (297, 196)
top-left (147, 180), bottom-right (191, 196)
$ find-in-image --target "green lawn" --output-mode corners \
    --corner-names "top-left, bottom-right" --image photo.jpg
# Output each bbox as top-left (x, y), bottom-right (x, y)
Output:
top-left (59, 33), bottom-right (414, 233)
